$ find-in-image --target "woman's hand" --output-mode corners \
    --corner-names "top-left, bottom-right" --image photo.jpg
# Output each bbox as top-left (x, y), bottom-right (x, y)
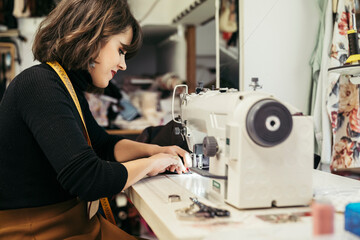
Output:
top-left (122, 153), bottom-right (187, 190)
top-left (151, 145), bottom-right (192, 169)
top-left (147, 153), bottom-right (186, 176)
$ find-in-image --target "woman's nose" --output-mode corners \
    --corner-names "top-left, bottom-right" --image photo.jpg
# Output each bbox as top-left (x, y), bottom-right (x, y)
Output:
top-left (118, 55), bottom-right (127, 71)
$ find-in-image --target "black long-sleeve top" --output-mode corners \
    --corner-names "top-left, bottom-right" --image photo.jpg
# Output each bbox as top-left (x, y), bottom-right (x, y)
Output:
top-left (0, 63), bottom-right (128, 210)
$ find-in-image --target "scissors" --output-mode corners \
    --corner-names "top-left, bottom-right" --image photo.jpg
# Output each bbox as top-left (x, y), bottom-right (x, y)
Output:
top-left (189, 197), bottom-right (230, 218)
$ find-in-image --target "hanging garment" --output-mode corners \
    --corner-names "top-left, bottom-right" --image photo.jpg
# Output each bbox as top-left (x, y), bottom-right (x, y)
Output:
top-left (326, 0), bottom-right (360, 170)
top-left (312, 0), bottom-right (333, 165)
top-left (310, 0), bottom-right (329, 114)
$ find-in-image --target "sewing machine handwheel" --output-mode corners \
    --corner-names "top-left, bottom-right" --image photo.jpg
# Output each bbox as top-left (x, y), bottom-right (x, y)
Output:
top-left (203, 136), bottom-right (218, 157)
top-left (246, 99), bottom-right (292, 147)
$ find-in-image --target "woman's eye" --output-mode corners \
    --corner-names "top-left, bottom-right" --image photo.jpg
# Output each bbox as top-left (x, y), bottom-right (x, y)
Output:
top-left (119, 49), bottom-right (125, 56)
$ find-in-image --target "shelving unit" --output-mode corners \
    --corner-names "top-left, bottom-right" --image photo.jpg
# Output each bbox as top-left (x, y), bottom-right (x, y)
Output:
top-left (0, 30), bottom-right (20, 86)
top-left (0, 42), bottom-right (17, 87)
top-left (127, 0), bottom-right (216, 93)
top-left (109, 1), bottom-right (217, 131)
top-left (0, 29), bottom-right (19, 38)
top-left (172, 0), bottom-right (215, 25)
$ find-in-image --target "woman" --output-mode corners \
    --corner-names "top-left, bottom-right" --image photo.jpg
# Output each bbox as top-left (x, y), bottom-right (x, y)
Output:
top-left (0, 0), bottom-right (189, 239)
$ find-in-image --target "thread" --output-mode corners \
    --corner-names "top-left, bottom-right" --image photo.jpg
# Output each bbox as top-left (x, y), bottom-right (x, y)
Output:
top-left (348, 30), bottom-right (359, 56)
top-left (312, 201), bottom-right (334, 236)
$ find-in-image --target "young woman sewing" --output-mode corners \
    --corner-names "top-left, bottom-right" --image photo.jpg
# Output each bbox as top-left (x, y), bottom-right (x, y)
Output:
top-left (0, 0), bottom-right (189, 239)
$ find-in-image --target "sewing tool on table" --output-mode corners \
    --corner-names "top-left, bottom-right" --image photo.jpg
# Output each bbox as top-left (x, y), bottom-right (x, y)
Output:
top-left (175, 197), bottom-right (230, 220)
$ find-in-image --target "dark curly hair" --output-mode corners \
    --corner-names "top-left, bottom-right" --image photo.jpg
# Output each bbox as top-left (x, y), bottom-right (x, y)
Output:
top-left (32, 0), bottom-right (142, 71)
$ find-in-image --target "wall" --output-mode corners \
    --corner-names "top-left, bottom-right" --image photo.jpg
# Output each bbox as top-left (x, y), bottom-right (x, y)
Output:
top-left (156, 31), bottom-right (187, 80)
top-left (117, 26), bottom-right (187, 84)
top-left (127, 0), bottom-right (191, 81)
top-left (116, 44), bottom-right (158, 81)
top-left (196, 19), bottom-right (216, 88)
top-left (240, 0), bottom-right (319, 114)
top-left (128, 0), bottom-right (195, 25)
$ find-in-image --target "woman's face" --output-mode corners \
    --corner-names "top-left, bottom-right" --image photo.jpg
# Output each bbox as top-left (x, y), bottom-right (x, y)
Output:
top-left (89, 26), bottom-right (133, 88)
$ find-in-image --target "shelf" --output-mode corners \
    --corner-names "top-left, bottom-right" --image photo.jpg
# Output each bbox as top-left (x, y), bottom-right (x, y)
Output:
top-left (172, 0), bottom-right (215, 25)
top-left (106, 129), bottom-right (143, 135)
top-left (0, 29), bottom-right (19, 38)
top-left (142, 25), bottom-right (178, 45)
top-left (220, 45), bottom-right (238, 60)
top-left (328, 64), bottom-right (360, 84)
top-left (328, 64), bottom-right (360, 75)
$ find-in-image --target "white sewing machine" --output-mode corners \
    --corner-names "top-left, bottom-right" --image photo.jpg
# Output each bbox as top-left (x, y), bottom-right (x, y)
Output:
top-left (172, 84), bottom-right (313, 209)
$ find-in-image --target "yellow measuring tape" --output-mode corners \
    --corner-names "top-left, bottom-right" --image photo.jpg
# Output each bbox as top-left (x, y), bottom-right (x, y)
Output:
top-left (47, 61), bottom-right (116, 225)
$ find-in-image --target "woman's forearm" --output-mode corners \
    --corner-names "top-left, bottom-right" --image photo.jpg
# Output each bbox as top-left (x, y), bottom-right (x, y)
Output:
top-left (114, 139), bottom-right (160, 162)
top-left (121, 158), bottom-right (152, 190)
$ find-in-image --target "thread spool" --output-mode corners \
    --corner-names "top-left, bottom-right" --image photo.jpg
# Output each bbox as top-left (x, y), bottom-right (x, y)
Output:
top-left (348, 29), bottom-right (359, 56)
top-left (312, 200), bottom-right (334, 236)
top-left (345, 13), bottom-right (360, 64)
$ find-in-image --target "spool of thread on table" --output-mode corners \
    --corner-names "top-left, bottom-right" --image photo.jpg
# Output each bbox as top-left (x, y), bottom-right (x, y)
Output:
top-left (312, 200), bottom-right (334, 236)
top-left (345, 202), bottom-right (360, 237)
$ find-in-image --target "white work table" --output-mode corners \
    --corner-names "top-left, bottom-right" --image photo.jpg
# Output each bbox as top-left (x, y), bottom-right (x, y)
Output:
top-left (126, 170), bottom-right (360, 240)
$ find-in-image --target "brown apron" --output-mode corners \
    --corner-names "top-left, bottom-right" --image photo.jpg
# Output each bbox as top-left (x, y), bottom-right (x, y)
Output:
top-left (0, 198), bottom-right (136, 240)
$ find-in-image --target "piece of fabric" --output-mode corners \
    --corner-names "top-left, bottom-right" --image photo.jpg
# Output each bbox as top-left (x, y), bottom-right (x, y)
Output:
top-left (0, 198), bottom-right (136, 240)
top-left (136, 120), bottom-right (190, 152)
top-left (0, 63), bottom-right (127, 210)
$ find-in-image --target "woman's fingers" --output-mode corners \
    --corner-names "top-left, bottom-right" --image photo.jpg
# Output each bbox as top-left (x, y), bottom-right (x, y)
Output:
top-left (172, 155), bottom-right (188, 173)
top-left (167, 146), bottom-right (192, 169)
top-left (148, 152), bottom-right (189, 176)
top-left (160, 146), bottom-right (191, 167)
top-left (169, 164), bottom-right (176, 172)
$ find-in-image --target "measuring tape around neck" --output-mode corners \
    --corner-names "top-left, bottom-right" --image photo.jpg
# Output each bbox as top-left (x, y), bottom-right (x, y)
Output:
top-left (47, 61), bottom-right (116, 225)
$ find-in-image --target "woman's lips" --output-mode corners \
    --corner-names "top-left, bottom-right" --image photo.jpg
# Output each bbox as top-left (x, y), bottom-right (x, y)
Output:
top-left (111, 70), bottom-right (116, 78)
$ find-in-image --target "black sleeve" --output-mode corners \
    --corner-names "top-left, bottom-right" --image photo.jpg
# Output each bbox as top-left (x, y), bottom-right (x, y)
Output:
top-left (16, 67), bottom-right (128, 201)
